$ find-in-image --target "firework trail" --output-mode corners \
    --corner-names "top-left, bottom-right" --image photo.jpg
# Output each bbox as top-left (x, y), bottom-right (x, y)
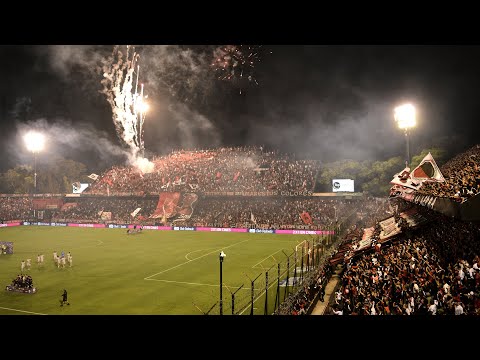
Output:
top-left (101, 45), bottom-right (153, 173)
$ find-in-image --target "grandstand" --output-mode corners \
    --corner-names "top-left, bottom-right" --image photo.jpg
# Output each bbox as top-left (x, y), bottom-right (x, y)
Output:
top-left (1, 145), bottom-right (479, 315)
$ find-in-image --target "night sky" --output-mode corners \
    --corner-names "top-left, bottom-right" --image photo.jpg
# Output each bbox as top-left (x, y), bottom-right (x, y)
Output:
top-left (1, 45), bottom-right (479, 173)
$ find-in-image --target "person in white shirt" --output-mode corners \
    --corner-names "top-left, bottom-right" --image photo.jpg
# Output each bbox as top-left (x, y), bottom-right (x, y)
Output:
top-left (443, 282), bottom-right (450, 294)
top-left (333, 308), bottom-right (343, 315)
top-left (405, 304), bottom-right (412, 315)
top-left (454, 303), bottom-right (464, 315)
top-left (40, 254), bottom-right (44, 264)
top-left (473, 262), bottom-right (479, 272)
top-left (468, 267), bottom-right (474, 279)
top-left (428, 300), bottom-right (437, 315)
top-left (21, 260), bottom-right (25, 273)
top-left (26, 258), bottom-right (31, 270)
top-left (37, 254), bottom-right (41, 264)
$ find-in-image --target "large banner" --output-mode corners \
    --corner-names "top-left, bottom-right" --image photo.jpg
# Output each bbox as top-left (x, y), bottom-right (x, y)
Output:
top-left (203, 190), bottom-right (313, 197)
top-left (0, 222), bottom-right (22, 227)
top-left (17, 221), bottom-right (334, 235)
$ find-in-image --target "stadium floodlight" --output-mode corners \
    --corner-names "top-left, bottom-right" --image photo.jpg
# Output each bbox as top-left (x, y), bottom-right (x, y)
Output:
top-left (219, 251), bottom-right (226, 315)
top-left (24, 131), bottom-right (45, 195)
top-left (394, 103), bottom-right (416, 166)
top-left (136, 98), bottom-right (149, 114)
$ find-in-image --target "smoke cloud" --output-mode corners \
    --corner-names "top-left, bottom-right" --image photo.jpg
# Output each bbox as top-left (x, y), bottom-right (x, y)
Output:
top-left (11, 118), bottom-right (130, 172)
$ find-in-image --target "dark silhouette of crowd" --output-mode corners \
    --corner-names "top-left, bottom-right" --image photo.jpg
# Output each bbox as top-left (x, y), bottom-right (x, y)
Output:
top-left (8, 274), bottom-right (34, 290)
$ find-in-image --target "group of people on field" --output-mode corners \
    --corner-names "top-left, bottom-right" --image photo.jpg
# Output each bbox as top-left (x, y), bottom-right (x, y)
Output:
top-left (53, 251), bottom-right (73, 268)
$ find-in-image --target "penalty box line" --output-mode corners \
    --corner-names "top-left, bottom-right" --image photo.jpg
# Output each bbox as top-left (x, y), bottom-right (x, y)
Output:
top-left (144, 239), bottom-right (249, 280)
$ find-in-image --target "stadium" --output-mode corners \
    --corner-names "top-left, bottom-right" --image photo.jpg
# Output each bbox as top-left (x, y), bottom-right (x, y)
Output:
top-left (1, 144), bottom-right (479, 315)
top-left (0, 45), bottom-right (479, 315)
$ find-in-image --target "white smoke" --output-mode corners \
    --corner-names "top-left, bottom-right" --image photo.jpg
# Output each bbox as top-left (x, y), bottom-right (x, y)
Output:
top-left (43, 45), bottom-right (107, 77)
top-left (129, 155), bottom-right (155, 174)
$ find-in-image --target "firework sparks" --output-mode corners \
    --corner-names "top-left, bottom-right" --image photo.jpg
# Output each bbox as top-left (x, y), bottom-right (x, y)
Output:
top-left (100, 45), bottom-right (153, 173)
top-left (211, 45), bottom-right (266, 93)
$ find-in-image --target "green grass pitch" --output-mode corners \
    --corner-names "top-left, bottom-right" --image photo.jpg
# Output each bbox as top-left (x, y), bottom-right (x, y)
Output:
top-left (0, 226), bottom-right (313, 315)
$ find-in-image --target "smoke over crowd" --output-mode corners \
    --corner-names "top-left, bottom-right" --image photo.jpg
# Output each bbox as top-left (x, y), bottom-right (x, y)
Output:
top-left (1, 45), bottom-right (479, 173)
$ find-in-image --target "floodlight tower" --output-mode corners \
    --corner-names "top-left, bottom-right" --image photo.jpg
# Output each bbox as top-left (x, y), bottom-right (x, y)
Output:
top-left (394, 103), bottom-right (416, 166)
top-left (24, 131), bottom-right (45, 218)
top-left (24, 131), bottom-right (45, 194)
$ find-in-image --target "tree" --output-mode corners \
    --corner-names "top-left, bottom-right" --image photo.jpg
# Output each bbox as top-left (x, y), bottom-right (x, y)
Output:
top-left (0, 158), bottom-right (89, 194)
top-left (317, 159), bottom-right (366, 192)
top-left (410, 147), bottom-right (447, 169)
top-left (360, 156), bottom-right (403, 197)
top-left (37, 158), bottom-right (88, 193)
top-left (0, 166), bottom-right (32, 193)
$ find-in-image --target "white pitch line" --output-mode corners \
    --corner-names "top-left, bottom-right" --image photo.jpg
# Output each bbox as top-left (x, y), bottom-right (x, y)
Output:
top-left (0, 306), bottom-right (47, 315)
top-left (252, 249), bottom-right (283, 268)
top-left (144, 239), bottom-right (249, 279)
top-left (185, 248), bottom-right (216, 261)
top-left (145, 278), bottom-right (251, 290)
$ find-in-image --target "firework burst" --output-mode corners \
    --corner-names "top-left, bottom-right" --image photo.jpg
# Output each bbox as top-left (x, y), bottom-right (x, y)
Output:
top-left (212, 45), bottom-right (268, 93)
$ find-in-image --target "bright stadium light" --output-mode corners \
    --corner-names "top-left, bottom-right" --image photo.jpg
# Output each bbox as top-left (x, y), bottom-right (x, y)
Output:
top-left (219, 251), bottom-right (226, 315)
top-left (24, 131), bottom-right (45, 195)
top-left (24, 131), bottom-right (45, 153)
top-left (137, 99), bottom-right (149, 114)
top-left (394, 103), bottom-right (416, 166)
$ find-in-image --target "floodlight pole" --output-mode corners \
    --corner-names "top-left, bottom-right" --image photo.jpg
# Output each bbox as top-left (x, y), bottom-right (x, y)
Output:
top-left (394, 104), bottom-right (416, 167)
top-left (33, 151), bottom-right (37, 193)
top-left (405, 128), bottom-right (411, 167)
top-left (33, 151), bottom-right (37, 218)
top-left (219, 259), bottom-right (223, 315)
top-left (219, 252), bottom-right (225, 315)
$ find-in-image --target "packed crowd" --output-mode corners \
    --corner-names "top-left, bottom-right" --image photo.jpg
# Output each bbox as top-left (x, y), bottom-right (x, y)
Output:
top-left (278, 261), bottom-right (334, 315)
top-left (330, 204), bottom-right (480, 315)
top-left (184, 197), bottom-right (356, 229)
top-left (0, 196), bottom-right (32, 222)
top-left (275, 199), bottom-right (392, 315)
top-left (416, 144), bottom-right (480, 201)
top-left (85, 146), bottom-right (320, 196)
top-left (51, 197), bottom-right (158, 224)
top-left (0, 193), bottom-right (392, 231)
